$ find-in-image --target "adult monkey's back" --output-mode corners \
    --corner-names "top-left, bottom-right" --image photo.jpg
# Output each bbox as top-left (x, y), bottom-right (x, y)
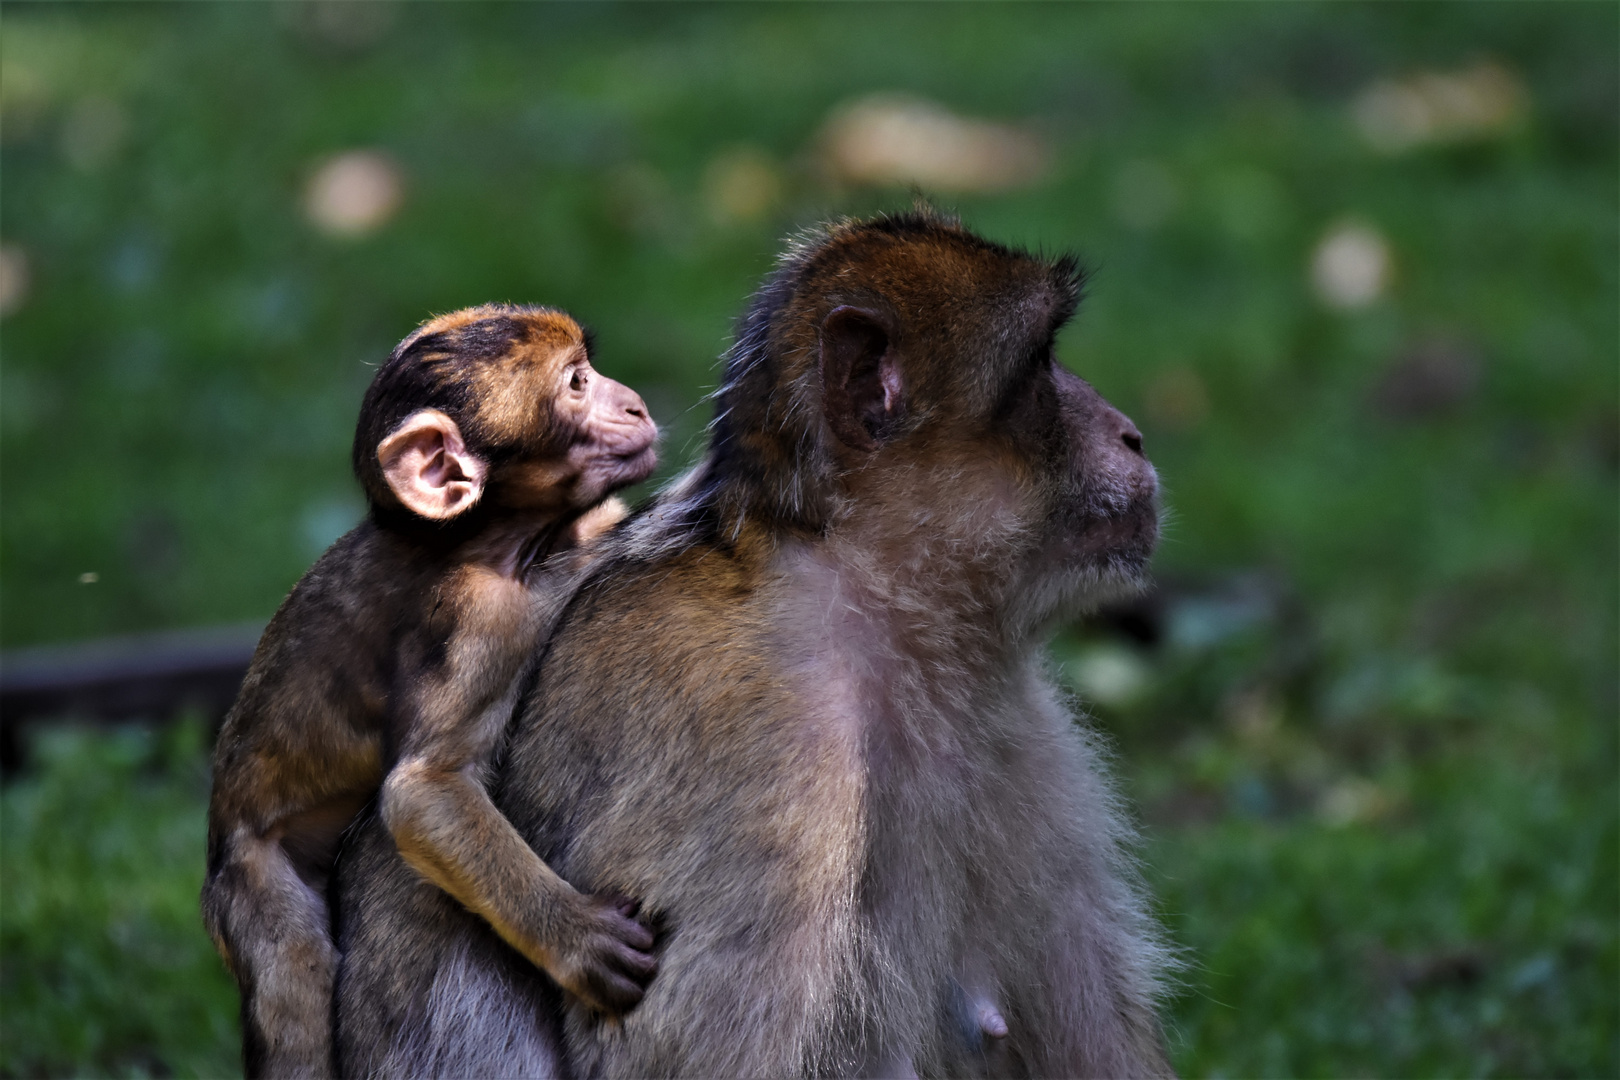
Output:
top-left (335, 212), bottom-right (1172, 1077)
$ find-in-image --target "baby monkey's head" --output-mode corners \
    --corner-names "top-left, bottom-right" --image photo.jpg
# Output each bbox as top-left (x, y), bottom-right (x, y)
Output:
top-left (354, 305), bottom-right (658, 524)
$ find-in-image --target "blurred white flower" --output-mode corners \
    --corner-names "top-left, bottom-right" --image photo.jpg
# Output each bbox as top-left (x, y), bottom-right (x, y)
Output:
top-left (1311, 222), bottom-right (1391, 309)
top-left (0, 21), bottom-right (73, 141)
top-left (304, 150), bottom-right (405, 238)
top-left (1352, 61), bottom-right (1526, 154)
top-left (703, 145), bottom-right (783, 226)
top-left (1065, 644), bottom-right (1150, 708)
top-left (1318, 777), bottom-right (1392, 827)
top-left (819, 94), bottom-right (1048, 193)
top-left (0, 243), bottom-right (30, 317)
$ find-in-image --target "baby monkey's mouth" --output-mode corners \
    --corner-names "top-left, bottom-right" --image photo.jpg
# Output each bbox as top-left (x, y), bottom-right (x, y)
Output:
top-left (611, 434), bottom-right (660, 487)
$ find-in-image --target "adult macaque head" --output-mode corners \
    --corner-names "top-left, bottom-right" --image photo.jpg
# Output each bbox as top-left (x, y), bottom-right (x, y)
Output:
top-left (353, 305), bottom-right (658, 524)
top-left (693, 213), bottom-right (1158, 631)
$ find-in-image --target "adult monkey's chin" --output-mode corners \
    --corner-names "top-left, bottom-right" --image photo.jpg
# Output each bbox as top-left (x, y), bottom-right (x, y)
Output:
top-left (1012, 498), bottom-right (1161, 634)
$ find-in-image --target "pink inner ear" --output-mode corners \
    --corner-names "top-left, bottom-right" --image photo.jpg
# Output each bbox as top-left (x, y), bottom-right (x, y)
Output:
top-left (821, 305), bottom-right (903, 451)
top-left (882, 362), bottom-right (903, 416)
top-left (420, 444), bottom-right (452, 485)
top-left (378, 410), bottom-right (487, 520)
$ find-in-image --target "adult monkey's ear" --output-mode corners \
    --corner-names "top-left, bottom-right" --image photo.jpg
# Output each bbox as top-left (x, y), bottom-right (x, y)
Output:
top-left (819, 305), bottom-right (905, 452)
top-left (377, 409), bottom-right (487, 520)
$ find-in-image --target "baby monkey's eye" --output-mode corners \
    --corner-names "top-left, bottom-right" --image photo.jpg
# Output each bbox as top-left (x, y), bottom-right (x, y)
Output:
top-left (569, 367), bottom-right (588, 393)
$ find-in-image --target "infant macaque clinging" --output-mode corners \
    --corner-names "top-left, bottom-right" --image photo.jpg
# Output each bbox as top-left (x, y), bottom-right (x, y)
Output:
top-left (202, 305), bottom-right (660, 1078)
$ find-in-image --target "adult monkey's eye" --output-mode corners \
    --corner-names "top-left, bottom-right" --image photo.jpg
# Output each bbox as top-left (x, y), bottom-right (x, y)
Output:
top-left (570, 367), bottom-right (587, 393)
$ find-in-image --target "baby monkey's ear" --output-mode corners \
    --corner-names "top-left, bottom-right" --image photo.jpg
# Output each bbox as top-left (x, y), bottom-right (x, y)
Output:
top-left (377, 409), bottom-right (487, 520)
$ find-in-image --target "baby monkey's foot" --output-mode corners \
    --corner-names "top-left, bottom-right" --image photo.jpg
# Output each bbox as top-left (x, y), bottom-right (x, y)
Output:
top-left (555, 896), bottom-right (658, 1016)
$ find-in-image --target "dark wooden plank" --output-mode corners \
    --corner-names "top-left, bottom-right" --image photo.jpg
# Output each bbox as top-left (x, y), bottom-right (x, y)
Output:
top-left (0, 623), bottom-right (265, 773)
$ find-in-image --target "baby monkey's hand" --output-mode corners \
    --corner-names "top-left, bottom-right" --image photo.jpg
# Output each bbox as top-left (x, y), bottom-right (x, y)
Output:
top-left (552, 895), bottom-right (658, 1016)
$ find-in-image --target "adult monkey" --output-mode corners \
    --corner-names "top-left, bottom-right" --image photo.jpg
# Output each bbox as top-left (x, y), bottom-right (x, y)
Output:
top-left (334, 211), bottom-right (1171, 1078)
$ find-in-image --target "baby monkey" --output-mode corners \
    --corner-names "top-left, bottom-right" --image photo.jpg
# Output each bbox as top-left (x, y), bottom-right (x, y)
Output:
top-left (203, 305), bottom-right (659, 1078)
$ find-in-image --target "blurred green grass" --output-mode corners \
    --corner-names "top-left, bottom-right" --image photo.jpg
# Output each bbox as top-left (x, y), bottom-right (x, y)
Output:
top-left (1, 724), bottom-right (239, 1080)
top-left (1, 3), bottom-right (1614, 1077)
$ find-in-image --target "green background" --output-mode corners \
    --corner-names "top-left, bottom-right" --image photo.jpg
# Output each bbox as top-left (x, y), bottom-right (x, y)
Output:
top-left (2, 3), bottom-right (1615, 1076)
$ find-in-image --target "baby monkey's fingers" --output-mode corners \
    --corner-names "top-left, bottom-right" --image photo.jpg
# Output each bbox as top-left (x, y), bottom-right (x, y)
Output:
top-left (606, 936), bottom-right (659, 983)
top-left (608, 898), bottom-right (656, 952)
top-left (572, 940), bottom-right (657, 1015)
top-left (565, 895), bottom-right (659, 1015)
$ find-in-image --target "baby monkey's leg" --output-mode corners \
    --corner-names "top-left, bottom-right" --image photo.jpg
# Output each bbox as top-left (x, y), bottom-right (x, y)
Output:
top-left (380, 569), bottom-right (658, 1015)
top-left (204, 828), bottom-right (338, 1079)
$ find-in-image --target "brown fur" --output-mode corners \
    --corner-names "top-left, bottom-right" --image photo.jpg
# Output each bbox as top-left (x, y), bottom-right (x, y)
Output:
top-left (202, 306), bottom-right (659, 1078)
top-left (334, 213), bottom-right (1172, 1077)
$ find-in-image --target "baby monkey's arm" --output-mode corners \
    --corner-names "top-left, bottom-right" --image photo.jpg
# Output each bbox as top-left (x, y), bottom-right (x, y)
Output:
top-left (379, 564), bottom-right (657, 1015)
